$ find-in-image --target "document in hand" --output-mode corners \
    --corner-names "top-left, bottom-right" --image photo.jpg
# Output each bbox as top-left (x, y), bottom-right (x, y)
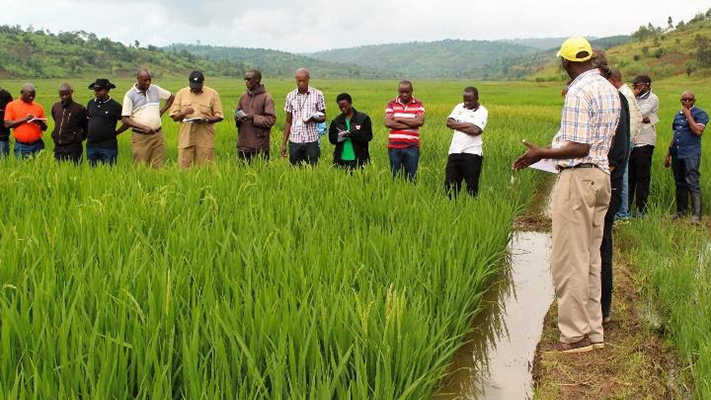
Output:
top-left (303, 111), bottom-right (324, 122)
top-left (529, 159), bottom-right (559, 174)
top-left (28, 117), bottom-right (47, 123)
top-left (182, 117), bottom-right (203, 124)
top-left (234, 110), bottom-right (247, 119)
top-left (337, 129), bottom-right (349, 142)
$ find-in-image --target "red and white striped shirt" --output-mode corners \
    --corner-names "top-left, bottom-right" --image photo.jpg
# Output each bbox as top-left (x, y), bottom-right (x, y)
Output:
top-left (385, 97), bottom-right (425, 149)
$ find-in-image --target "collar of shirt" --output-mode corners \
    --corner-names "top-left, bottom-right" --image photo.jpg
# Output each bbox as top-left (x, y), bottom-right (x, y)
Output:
top-left (637, 90), bottom-right (651, 100)
top-left (295, 87), bottom-right (311, 95)
top-left (396, 96), bottom-right (419, 106)
top-left (568, 68), bottom-right (600, 89)
top-left (95, 96), bottom-right (112, 104)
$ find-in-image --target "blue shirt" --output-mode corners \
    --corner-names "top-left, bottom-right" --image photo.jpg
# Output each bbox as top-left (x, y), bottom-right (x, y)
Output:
top-left (671, 107), bottom-right (708, 159)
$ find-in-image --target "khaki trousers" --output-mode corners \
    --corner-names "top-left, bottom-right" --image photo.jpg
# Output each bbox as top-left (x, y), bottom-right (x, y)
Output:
top-left (131, 132), bottom-right (166, 169)
top-left (551, 167), bottom-right (611, 344)
top-left (178, 146), bottom-right (214, 169)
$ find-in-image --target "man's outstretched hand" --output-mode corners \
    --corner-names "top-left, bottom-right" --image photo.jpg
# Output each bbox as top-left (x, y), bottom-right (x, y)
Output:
top-left (513, 140), bottom-right (544, 170)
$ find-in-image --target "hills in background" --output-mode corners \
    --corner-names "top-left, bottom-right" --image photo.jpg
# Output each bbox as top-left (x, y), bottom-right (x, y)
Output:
top-left (1, 8), bottom-right (709, 82)
top-left (527, 12), bottom-right (711, 82)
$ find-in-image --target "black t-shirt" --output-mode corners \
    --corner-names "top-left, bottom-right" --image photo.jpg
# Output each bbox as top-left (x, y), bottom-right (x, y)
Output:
top-left (86, 97), bottom-right (122, 147)
top-left (0, 88), bottom-right (13, 141)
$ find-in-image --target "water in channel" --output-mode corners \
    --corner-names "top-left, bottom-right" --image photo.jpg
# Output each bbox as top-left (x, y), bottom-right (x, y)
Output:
top-left (436, 231), bottom-right (555, 400)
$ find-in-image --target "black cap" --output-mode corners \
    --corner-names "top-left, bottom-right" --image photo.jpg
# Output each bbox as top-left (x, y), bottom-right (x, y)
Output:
top-left (189, 71), bottom-right (205, 83)
top-left (88, 78), bottom-right (116, 90)
top-left (631, 75), bottom-right (652, 85)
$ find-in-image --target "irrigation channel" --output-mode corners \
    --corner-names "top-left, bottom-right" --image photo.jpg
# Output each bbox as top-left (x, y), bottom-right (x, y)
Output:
top-left (437, 230), bottom-right (555, 399)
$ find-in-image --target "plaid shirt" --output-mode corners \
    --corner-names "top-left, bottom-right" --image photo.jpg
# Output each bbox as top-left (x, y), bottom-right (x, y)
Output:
top-left (553, 69), bottom-right (621, 174)
top-left (284, 87), bottom-right (325, 143)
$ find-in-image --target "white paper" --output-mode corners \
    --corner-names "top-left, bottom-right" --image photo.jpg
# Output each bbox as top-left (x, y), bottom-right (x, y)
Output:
top-left (182, 117), bottom-right (203, 124)
top-left (303, 111), bottom-right (324, 122)
top-left (234, 110), bottom-right (247, 119)
top-left (337, 130), bottom-right (349, 142)
top-left (28, 117), bottom-right (47, 123)
top-left (529, 159), bottom-right (559, 174)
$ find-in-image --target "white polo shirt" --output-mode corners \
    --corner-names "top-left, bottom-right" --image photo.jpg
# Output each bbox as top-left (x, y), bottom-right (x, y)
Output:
top-left (447, 103), bottom-right (488, 155)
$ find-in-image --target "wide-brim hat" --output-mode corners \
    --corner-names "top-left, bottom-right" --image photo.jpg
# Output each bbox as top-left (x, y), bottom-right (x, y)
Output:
top-left (89, 78), bottom-right (116, 90)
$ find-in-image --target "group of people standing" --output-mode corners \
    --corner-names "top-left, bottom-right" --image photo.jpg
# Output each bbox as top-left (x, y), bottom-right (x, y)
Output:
top-left (0, 67), bottom-right (489, 198)
top-left (514, 36), bottom-right (707, 354)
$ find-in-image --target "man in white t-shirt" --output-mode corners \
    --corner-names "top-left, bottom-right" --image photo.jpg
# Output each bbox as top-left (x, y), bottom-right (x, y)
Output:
top-left (444, 87), bottom-right (488, 197)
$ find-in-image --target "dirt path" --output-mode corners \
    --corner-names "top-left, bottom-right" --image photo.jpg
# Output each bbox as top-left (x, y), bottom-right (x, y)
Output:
top-left (531, 248), bottom-right (691, 399)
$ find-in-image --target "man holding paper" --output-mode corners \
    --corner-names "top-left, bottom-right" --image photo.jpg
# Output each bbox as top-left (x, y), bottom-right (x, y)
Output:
top-left (328, 93), bottom-right (373, 169)
top-left (4, 83), bottom-right (47, 159)
top-left (170, 71), bottom-right (224, 168)
top-left (513, 37), bottom-right (620, 354)
top-left (282, 68), bottom-right (326, 166)
top-left (235, 69), bottom-right (276, 162)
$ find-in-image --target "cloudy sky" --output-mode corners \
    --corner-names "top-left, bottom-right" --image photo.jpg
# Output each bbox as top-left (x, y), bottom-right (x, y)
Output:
top-left (2, 0), bottom-right (709, 53)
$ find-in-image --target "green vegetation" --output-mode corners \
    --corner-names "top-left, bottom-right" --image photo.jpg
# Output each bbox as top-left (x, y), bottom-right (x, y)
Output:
top-left (164, 44), bottom-right (382, 79)
top-left (0, 78), bottom-right (559, 398)
top-left (527, 9), bottom-right (711, 82)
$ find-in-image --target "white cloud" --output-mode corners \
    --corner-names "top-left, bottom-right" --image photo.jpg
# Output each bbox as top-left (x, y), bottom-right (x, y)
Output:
top-left (1, 0), bottom-right (709, 52)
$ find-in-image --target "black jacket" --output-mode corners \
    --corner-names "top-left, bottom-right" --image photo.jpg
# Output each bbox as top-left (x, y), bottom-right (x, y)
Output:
top-left (608, 93), bottom-right (630, 183)
top-left (0, 88), bottom-right (13, 141)
top-left (328, 108), bottom-right (373, 165)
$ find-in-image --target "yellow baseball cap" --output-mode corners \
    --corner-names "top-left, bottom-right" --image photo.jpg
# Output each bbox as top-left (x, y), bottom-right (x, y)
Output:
top-left (557, 37), bottom-right (593, 62)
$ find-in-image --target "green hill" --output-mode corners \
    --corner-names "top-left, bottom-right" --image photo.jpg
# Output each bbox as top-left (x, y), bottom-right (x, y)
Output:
top-left (163, 44), bottom-right (384, 79)
top-left (525, 10), bottom-right (711, 82)
top-left (0, 25), bottom-right (250, 79)
top-left (306, 39), bottom-right (542, 79)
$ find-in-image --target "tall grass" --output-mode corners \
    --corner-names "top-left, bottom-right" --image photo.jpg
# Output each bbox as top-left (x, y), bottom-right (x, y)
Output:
top-left (0, 78), bottom-right (559, 398)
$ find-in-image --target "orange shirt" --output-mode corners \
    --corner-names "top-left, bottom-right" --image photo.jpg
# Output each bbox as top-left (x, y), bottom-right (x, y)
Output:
top-left (4, 99), bottom-right (45, 143)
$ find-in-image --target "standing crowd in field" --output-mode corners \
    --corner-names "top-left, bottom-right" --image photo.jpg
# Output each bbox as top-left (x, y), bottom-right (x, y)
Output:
top-left (0, 36), bottom-right (707, 354)
top-left (0, 67), bottom-right (488, 197)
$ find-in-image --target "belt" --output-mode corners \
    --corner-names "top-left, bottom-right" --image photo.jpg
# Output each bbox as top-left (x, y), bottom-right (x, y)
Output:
top-left (560, 163), bottom-right (602, 171)
top-left (15, 139), bottom-right (43, 146)
top-left (133, 127), bottom-right (162, 135)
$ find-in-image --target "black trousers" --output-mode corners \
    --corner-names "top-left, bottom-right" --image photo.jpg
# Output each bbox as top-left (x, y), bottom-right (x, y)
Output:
top-left (601, 176), bottom-right (623, 318)
top-left (444, 153), bottom-right (483, 198)
top-left (288, 141), bottom-right (320, 166)
top-left (54, 143), bottom-right (83, 164)
top-left (628, 145), bottom-right (654, 214)
top-left (672, 155), bottom-right (701, 213)
top-left (238, 150), bottom-right (270, 163)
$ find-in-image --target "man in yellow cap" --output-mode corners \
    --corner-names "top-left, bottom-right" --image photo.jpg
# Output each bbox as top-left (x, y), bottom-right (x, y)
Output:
top-left (513, 37), bottom-right (621, 353)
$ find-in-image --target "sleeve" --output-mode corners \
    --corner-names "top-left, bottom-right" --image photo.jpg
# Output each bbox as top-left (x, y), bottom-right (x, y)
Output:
top-left (608, 98), bottom-right (629, 170)
top-left (121, 94), bottom-right (133, 117)
top-left (80, 106), bottom-right (89, 140)
top-left (284, 93), bottom-right (292, 113)
top-left (558, 94), bottom-right (592, 144)
top-left (417, 103), bottom-right (425, 117)
top-left (317, 92), bottom-right (325, 112)
top-left (385, 101), bottom-right (393, 116)
top-left (328, 119), bottom-right (339, 145)
top-left (155, 85), bottom-right (172, 101)
top-left (473, 108), bottom-right (488, 131)
top-left (253, 94), bottom-right (276, 128)
top-left (50, 104), bottom-right (58, 123)
top-left (169, 90), bottom-right (182, 117)
top-left (696, 110), bottom-right (709, 127)
top-left (37, 105), bottom-right (45, 119)
top-left (447, 104), bottom-right (460, 120)
top-left (638, 96), bottom-right (657, 118)
top-left (212, 91), bottom-right (223, 117)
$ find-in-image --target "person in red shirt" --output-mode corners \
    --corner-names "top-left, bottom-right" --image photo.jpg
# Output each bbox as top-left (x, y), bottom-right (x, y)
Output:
top-left (384, 80), bottom-right (426, 181)
top-left (4, 83), bottom-right (47, 159)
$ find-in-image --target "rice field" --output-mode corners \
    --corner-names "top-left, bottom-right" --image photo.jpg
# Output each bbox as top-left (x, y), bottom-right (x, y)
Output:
top-left (0, 76), bottom-right (708, 398)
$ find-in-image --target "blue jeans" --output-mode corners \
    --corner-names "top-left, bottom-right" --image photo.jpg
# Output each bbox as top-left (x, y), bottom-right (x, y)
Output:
top-left (14, 140), bottom-right (44, 159)
top-left (388, 146), bottom-right (420, 181)
top-left (87, 146), bottom-right (118, 166)
top-left (616, 161), bottom-right (630, 219)
top-left (0, 141), bottom-right (9, 157)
